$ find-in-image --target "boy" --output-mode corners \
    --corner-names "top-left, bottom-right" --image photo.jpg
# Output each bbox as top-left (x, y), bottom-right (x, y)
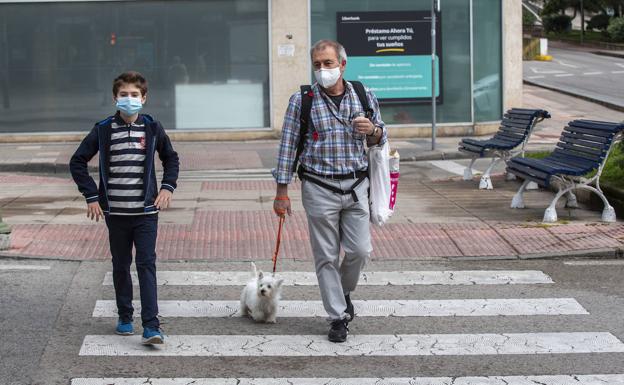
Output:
top-left (70, 71), bottom-right (179, 345)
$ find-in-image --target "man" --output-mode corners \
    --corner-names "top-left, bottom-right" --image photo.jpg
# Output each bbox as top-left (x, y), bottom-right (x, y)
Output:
top-left (272, 39), bottom-right (387, 342)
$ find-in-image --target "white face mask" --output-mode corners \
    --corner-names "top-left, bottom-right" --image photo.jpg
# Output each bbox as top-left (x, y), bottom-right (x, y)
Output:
top-left (314, 66), bottom-right (341, 88)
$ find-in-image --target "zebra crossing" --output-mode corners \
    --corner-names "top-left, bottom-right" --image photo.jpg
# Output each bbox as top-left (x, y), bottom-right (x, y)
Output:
top-left (72, 267), bottom-right (624, 384)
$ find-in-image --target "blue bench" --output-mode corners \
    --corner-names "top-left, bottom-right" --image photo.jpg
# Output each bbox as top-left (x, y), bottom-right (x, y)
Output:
top-left (507, 119), bottom-right (624, 222)
top-left (459, 108), bottom-right (550, 189)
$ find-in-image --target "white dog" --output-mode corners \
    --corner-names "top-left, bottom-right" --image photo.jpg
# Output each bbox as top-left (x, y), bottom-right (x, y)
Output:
top-left (239, 262), bottom-right (284, 323)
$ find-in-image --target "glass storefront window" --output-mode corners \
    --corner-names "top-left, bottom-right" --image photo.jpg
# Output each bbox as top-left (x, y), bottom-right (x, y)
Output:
top-left (0, 0), bottom-right (270, 132)
top-left (473, 0), bottom-right (503, 122)
top-left (311, 0), bottom-right (472, 125)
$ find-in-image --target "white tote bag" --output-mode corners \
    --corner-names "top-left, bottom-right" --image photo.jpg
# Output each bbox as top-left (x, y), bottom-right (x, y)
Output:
top-left (368, 141), bottom-right (397, 226)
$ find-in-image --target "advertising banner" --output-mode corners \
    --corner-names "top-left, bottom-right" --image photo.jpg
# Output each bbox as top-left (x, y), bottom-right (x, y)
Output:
top-left (337, 11), bottom-right (442, 103)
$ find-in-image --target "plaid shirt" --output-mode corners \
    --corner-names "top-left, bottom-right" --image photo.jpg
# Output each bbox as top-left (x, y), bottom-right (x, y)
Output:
top-left (272, 81), bottom-right (387, 185)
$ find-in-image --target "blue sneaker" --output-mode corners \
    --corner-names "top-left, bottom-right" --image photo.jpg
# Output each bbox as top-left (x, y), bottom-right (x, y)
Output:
top-left (115, 319), bottom-right (134, 335)
top-left (142, 327), bottom-right (165, 345)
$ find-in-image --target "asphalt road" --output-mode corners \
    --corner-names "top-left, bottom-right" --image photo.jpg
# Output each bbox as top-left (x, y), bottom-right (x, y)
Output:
top-left (2, 257), bottom-right (624, 385)
top-left (523, 47), bottom-right (624, 109)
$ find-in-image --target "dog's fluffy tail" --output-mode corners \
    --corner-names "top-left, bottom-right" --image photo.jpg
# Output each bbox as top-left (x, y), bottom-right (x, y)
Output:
top-left (250, 261), bottom-right (258, 278)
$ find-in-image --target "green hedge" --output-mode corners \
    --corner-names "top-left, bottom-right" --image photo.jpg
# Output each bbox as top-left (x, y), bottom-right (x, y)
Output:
top-left (587, 14), bottom-right (611, 31)
top-left (524, 146), bottom-right (624, 190)
top-left (608, 17), bottom-right (624, 42)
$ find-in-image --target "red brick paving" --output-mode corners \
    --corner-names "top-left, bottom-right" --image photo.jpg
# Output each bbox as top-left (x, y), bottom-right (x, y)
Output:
top-left (202, 180), bottom-right (301, 191)
top-left (6, 211), bottom-right (624, 261)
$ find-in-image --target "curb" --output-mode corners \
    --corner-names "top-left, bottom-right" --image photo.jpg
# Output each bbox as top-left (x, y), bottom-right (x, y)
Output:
top-left (0, 163), bottom-right (71, 174)
top-left (2, 248), bottom-right (623, 263)
top-left (0, 163), bottom-right (96, 174)
top-left (523, 80), bottom-right (624, 113)
top-left (592, 50), bottom-right (624, 59)
top-left (518, 247), bottom-right (624, 260)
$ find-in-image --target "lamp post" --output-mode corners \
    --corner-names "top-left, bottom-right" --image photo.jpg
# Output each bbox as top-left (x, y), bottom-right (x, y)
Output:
top-left (431, 0), bottom-right (439, 150)
top-left (580, 0), bottom-right (585, 45)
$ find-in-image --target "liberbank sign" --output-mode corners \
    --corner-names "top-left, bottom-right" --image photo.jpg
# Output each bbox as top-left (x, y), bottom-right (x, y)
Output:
top-left (337, 11), bottom-right (442, 103)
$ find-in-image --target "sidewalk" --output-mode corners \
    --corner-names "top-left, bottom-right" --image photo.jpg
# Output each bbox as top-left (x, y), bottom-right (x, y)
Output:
top-left (1, 85), bottom-right (622, 173)
top-left (2, 172), bottom-right (624, 261)
top-left (1, 85), bottom-right (624, 262)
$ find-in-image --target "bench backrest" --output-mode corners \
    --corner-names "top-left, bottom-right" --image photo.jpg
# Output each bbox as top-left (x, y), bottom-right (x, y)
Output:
top-left (492, 108), bottom-right (551, 145)
top-left (551, 120), bottom-right (624, 171)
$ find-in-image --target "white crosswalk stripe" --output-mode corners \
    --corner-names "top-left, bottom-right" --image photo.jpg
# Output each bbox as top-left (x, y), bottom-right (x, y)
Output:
top-left (429, 160), bottom-right (478, 176)
top-left (92, 298), bottom-right (588, 318)
top-left (564, 260), bottom-right (624, 266)
top-left (102, 270), bottom-right (554, 286)
top-left (0, 264), bottom-right (51, 271)
top-left (79, 332), bottom-right (624, 356)
top-left (70, 374), bottom-right (624, 385)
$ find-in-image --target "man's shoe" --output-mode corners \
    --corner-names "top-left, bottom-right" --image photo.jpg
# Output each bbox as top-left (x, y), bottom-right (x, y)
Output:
top-left (142, 327), bottom-right (165, 345)
top-left (345, 294), bottom-right (354, 322)
top-left (328, 319), bottom-right (349, 343)
top-left (115, 319), bottom-right (134, 335)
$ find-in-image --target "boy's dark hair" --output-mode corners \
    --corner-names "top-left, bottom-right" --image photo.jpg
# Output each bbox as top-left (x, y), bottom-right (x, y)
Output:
top-left (112, 71), bottom-right (148, 96)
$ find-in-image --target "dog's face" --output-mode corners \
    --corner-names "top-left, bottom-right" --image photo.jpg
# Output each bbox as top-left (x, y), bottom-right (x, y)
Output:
top-left (256, 271), bottom-right (283, 298)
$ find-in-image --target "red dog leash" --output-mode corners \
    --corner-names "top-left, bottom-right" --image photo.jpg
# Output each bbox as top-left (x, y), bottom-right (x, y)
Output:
top-left (272, 216), bottom-right (285, 274)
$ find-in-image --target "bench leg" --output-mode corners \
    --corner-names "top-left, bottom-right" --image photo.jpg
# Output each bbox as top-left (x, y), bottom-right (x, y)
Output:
top-left (505, 171), bottom-right (516, 181)
top-left (526, 181), bottom-right (539, 190)
top-left (463, 158), bottom-right (476, 181)
top-left (565, 191), bottom-right (579, 208)
top-left (479, 157), bottom-right (501, 190)
top-left (544, 184), bottom-right (616, 223)
top-left (574, 185), bottom-right (616, 223)
top-left (543, 185), bottom-right (571, 223)
top-left (543, 206), bottom-right (558, 223)
top-left (511, 180), bottom-right (530, 209)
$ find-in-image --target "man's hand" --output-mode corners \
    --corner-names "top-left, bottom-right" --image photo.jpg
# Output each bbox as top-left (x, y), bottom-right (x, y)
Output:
top-left (273, 196), bottom-right (292, 218)
top-left (353, 116), bottom-right (375, 136)
top-left (155, 189), bottom-right (173, 210)
top-left (87, 202), bottom-right (103, 222)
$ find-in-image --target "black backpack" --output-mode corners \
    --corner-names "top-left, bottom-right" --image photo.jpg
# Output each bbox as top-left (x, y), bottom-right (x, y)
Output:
top-left (292, 81), bottom-right (372, 174)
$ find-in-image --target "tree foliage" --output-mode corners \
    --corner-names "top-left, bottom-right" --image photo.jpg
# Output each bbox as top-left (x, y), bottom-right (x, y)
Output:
top-left (542, 0), bottom-right (623, 18)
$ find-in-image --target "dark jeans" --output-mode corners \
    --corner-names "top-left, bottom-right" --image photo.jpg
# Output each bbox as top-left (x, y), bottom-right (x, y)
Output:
top-left (105, 214), bottom-right (159, 328)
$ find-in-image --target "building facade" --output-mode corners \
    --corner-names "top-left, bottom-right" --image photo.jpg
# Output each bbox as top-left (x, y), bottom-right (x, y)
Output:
top-left (0, 0), bottom-right (521, 140)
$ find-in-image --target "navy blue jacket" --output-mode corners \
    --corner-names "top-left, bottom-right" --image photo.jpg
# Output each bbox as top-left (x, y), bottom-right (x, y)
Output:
top-left (69, 113), bottom-right (179, 214)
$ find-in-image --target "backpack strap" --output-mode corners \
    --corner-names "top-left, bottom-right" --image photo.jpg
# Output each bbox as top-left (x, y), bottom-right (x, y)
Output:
top-left (293, 85), bottom-right (313, 174)
top-left (350, 81), bottom-right (373, 119)
top-left (292, 81), bottom-right (371, 176)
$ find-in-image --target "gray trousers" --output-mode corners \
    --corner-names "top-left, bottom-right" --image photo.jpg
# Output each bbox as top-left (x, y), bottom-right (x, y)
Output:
top-left (301, 176), bottom-right (372, 321)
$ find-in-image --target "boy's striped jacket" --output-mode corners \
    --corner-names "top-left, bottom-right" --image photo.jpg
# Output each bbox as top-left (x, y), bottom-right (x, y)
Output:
top-left (70, 112), bottom-right (179, 215)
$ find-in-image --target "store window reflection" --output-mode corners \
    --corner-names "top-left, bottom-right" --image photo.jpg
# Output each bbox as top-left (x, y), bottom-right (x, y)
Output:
top-left (0, 0), bottom-right (270, 133)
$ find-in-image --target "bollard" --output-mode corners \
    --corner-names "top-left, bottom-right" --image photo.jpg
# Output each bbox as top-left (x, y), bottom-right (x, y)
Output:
top-left (0, 210), bottom-right (11, 250)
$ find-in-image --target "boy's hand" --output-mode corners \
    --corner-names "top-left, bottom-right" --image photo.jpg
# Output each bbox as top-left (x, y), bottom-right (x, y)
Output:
top-left (87, 202), bottom-right (103, 222)
top-left (155, 189), bottom-right (173, 210)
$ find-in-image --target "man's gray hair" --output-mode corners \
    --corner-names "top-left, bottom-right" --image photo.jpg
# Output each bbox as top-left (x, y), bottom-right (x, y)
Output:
top-left (310, 39), bottom-right (348, 63)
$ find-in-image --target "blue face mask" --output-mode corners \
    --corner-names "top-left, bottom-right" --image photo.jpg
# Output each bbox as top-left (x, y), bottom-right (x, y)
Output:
top-left (116, 96), bottom-right (143, 116)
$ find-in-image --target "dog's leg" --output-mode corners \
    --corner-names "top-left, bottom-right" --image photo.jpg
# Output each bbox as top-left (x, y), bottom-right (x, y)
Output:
top-left (239, 302), bottom-right (249, 317)
top-left (251, 310), bottom-right (265, 322)
top-left (265, 303), bottom-right (278, 323)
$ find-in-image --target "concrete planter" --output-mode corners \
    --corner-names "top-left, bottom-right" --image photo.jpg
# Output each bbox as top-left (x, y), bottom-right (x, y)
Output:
top-left (0, 234), bottom-right (9, 251)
